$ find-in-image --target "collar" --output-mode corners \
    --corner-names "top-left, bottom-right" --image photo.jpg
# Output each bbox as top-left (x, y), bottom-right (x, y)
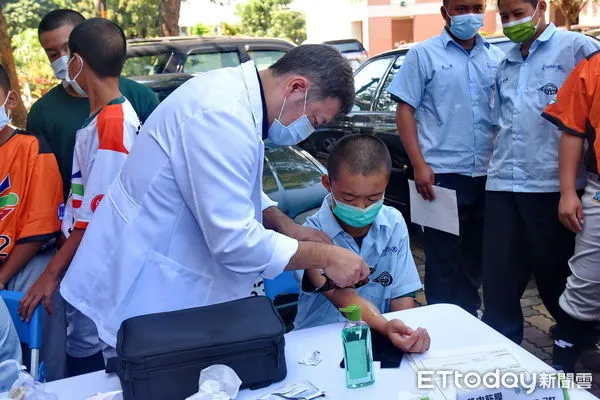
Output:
top-left (507, 23), bottom-right (557, 62)
top-left (255, 68), bottom-right (269, 140)
top-left (239, 60), bottom-right (265, 140)
top-left (440, 27), bottom-right (490, 50)
top-left (316, 194), bottom-right (392, 240)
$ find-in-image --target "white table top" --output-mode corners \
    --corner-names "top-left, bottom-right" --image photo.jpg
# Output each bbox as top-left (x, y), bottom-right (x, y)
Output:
top-left (44, 304), bottom-right (598, 400)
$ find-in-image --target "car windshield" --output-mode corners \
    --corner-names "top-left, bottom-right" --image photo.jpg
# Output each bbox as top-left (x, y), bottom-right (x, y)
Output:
top-left (123, 53), bottom-right (171, 76)
top-left (247, 50), bottom-right (287, 70)
top-left (328, 41), bottom-right (364, 54)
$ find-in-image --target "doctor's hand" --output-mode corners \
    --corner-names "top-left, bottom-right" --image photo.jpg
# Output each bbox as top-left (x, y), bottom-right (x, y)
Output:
top-left (323, 247), bottom-right (370, 288)
top-left (386, 319), bottom-right (430, 353)
top-left (285, 224), bottom-right (332, 245)
top-left (414, 163), bottom-right (435, 201)
top-left (18, 270), bottom-right (60, 322)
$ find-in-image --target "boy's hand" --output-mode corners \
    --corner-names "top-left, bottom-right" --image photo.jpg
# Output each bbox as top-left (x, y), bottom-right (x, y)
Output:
top-left (18, 270), bottom-right (60, 322)
top-left (323, 246), bottom-right (370, 288)
top-left (386, 319), bottom-right (430, 353)
top-left (286, 225), bottom-right (332, 245)
top-left (559, 192), bottom-right (584, 233)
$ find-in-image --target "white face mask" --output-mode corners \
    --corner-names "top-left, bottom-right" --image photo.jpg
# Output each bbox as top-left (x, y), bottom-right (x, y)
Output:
top-left (51, 55), bottom-right (69, 81)
top-left (64, 54), bottom-right (87, 97)
top-left (267, 90), bottom-right (315, 146)
top-left (0, 92), bottom-right (11, 131)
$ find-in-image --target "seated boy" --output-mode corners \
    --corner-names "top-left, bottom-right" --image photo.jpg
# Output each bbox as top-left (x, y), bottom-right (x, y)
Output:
top-left (0, 65), bottom-right (65, 379)
top-left (19, 18), bottom-right (141, 375)
top-left (294, 134), bottom-right (430, 353)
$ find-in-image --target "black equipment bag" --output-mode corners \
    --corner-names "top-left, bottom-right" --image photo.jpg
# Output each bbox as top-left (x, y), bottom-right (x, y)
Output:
top-left (110, 296), bottom-right (287, 400)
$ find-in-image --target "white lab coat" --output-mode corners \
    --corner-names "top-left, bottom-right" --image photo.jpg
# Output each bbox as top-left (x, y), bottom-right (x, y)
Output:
top-left (60, 61), bottom-right (299, 347)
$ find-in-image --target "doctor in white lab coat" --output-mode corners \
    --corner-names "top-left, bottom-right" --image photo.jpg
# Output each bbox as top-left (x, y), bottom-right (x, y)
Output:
top-left (54, 44), bottom-right (370, 357)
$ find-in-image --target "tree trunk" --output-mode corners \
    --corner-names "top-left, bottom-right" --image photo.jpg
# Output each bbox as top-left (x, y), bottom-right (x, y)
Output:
top-left (160, 0), bottom-right (181, 37)
top-left (0, 10), bottom-right (27, 128)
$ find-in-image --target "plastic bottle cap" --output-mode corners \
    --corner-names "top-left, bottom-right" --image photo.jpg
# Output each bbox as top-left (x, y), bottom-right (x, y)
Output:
top-left (339, 304), bottom-right (361, 321)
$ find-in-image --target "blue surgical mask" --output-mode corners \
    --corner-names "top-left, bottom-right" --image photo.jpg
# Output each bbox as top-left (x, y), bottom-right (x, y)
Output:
top-left (64, 54), bottom-right (87, 97)
top-left (0, 92), bottom-right (11, 131)
top-left (51, 55), bottom-right (69, 81)
top-left (267, 90), bottom-right (315, 146)
top-left (331, 194), bottom-right (384, 228)
top-left (447, 11), bottom-right (484, 40)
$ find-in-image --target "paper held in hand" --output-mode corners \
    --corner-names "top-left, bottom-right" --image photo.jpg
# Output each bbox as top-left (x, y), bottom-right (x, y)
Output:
top-left (408, 180), bottom-right (459, 236)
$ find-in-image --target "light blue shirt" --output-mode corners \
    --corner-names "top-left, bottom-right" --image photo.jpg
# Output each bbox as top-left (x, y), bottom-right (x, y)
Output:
top-left (293, 196), bottom-right (422, 330)
top-left (388, 29), bottom-right (505, 176)
top-left (487, 24), bottom-right (600, 192)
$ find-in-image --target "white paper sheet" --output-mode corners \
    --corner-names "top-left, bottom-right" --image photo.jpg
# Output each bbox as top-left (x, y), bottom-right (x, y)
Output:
top-left (405, 345), bottom-right (543, 400)
top-left (408, 180), bottom-right (459, 236)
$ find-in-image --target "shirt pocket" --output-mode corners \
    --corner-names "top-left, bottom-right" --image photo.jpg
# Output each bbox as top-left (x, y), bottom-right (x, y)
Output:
top-left (116, 249), bottom-right (215, 322)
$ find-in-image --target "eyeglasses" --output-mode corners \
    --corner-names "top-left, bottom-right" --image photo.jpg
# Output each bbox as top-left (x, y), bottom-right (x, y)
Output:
top-left (302, 267), bottom-right (375, 293)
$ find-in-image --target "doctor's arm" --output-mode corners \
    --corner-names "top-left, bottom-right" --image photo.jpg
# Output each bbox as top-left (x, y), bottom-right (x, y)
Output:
top-left (262, 205), bottom-right (332, 245)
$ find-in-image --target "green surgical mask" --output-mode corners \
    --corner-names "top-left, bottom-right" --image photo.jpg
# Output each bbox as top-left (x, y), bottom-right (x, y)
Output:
top-left (331, 194), bottom-right (384, 228)
top-left (502, 5), bottom-right (540, 43)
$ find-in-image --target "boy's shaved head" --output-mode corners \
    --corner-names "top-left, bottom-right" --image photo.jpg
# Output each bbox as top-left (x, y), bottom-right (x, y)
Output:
top-left (328, 134), bottom-right (392, 181)
top-left (69, 18), bottom-right (126, 78)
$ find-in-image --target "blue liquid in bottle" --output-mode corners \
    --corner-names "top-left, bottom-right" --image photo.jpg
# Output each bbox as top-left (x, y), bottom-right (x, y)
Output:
top-left (340, 305), bottom-right (375, 389)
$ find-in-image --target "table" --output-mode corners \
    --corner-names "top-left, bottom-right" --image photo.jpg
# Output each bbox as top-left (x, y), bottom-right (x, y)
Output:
top-left (44, 304), bottom-right (598, 400)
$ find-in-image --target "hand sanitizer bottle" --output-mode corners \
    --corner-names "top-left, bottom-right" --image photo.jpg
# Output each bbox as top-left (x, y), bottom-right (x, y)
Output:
top-left (340, 304), bottom-right (374, 389)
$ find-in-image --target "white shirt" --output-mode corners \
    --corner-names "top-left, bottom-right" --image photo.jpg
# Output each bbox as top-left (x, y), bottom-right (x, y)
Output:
top-left (60, 61), bottom-right (299, 347)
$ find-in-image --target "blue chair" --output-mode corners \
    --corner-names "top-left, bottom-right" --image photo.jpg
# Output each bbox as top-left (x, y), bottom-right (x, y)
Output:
top-left (1, 291), bottom-right (42, 380)
top-left (264, 271), bottom-right (300, 331)
top-left (264, 271), bottom-right (300, 300)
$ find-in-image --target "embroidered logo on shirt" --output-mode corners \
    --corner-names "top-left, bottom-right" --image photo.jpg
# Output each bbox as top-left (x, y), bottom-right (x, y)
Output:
top-left (0, 175), bottom-right (18, 221)
top-left (540, 83), bottom-right (559, 95)
top-left (593, 191), bottom-right (600, 203)
top-left (383, 246), bottom-right (399, 256)
top-left (374, 272), bottom-right (393, 287)
top-left (542, 64), bottom-right (565, 73)
top-left (441, 64), bottom-right (453, 70)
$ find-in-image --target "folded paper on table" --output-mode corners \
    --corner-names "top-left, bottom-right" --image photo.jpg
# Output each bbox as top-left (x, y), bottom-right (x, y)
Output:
top-left (408, 180), bottom-right (459, 236)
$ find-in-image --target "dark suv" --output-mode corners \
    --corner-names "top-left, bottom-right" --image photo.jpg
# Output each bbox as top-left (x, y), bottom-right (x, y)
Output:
top-left (302, 37), bottom-right (514, 217)
top-left (124, 36), bottom-right (295, 77)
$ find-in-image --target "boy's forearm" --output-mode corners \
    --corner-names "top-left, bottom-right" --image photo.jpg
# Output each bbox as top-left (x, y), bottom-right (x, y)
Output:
top-left (390, 296), bottom-right (416, 312)
top-left (0, 242), bottom-right (44, 287)
top-left (45, 228), bottom-right (85, 279)
top-left (324, 289), bottom-right (389, 335)
top-left (559, 133), bottom-right (585, 195)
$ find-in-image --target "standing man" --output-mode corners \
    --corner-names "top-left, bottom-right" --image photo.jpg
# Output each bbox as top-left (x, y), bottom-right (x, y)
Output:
top-left (24, 9), bottom-right (158, 376)
top-left (59, 45), bottom-right (371, 360)
top-left (388, 0), bottom-right (504, 315)
top-left (482, 0), bottom-right (599, 344)
top-left (542, 51), bottom-right (600, 372)
top-left (27, 9), bottom-right (158, 201)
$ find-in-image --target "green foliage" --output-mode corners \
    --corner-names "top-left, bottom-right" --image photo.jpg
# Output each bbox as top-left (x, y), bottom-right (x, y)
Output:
top-left (11, 28), bottom-right (56, 103)
top-left (3, 0), bottom-right (57, 36)
top-left (235, 0), bottom-right (307, 44)
top-left (105, 0), bottom-right (160, 38)
top-left (221, 21), bottom-right (241, 36)
top-left (190, 22), bottom-right (210, 36)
